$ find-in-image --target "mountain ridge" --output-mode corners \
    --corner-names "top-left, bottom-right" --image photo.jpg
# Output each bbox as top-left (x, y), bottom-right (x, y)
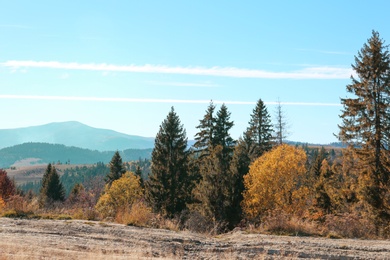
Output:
top-left (0, 121), bottom-right (155, 151)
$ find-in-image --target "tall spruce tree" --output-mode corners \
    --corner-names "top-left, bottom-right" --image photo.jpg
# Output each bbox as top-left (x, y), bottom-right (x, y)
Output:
top-left (145, 107), bottom-right (189, 217)
top-left (228, 100), bottom-right (273, 225)
top-left (214, 103), bottom-right (236, 164)
top-left (338, 31), bottom-right (390, 221)
top-left (39, 163), bottom-right (65, 206)
top-left (228, 133), bottom-right (252, 226)
top-left (193, 101), bottom-right (216, 157)
top-left (245, 99), bottom-right (273, 161)
top-left (105, 151), bottom-right (126, 186)
top-left (192, 104), bottom-right (236, 229)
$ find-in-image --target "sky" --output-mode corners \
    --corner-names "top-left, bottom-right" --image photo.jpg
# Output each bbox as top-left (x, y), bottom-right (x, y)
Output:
top-left (1, 1), bottom-right (390, 144)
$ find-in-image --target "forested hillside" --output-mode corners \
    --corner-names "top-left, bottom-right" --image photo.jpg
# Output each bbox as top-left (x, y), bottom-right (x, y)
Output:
top-left (0, 142), bottom-right (152, 168)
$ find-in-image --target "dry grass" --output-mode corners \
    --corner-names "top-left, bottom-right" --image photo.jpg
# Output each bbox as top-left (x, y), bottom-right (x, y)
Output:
top-left (0, 243), bottom-right (156, 260)
top-left (324, 213), bottom-right (377, 239)
top-left (115, 200), bottom-right (153, 227)
top-left (258, 210), bottom-right (320, 237)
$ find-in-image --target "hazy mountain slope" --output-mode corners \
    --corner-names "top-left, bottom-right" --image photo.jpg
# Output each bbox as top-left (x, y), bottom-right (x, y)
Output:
top-left (0, 142), bottom-right (152, 168)
top-left (0, 121), bottom-right (155, 151)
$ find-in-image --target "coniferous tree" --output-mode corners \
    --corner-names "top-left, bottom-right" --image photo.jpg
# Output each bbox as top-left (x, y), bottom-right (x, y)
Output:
top-left (214, 104), bottom-right (236, 155)
top-left (192, 104), bottom-right (236, 229)
top-left (338, 31), bottom-right (390, 221)
top-left (192, 145), bottom-right (233, 229)
top-left (134, 165), bottom-right (144, 188)
top-left (245, 99), bottom-right (274, 161)
top-left (105, 151), bottom-right (126, 186)
top-left (145, 107), bottom-right (189, 218)
top-left (228, 134), bottom-right (252, 226)
top-left (40, 164), bottom-right (65, 206)
top-left (227, 100), bottom-right (273, 225)
top-left (193, 101), bottom-right (216, 157)
top-left (309, 147), bottom-right (328, 178)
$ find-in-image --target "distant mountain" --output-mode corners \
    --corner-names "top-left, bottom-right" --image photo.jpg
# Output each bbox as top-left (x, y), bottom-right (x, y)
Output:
top-left (0, 142), bottom-right (152, 168)
top-left (0, 121), bottom-right (155, 151)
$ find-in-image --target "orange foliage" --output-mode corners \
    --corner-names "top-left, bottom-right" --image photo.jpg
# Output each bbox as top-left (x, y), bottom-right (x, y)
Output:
top-left (0, 169), bottom-right (16, 200)
top-left (242, 144), bottom-right (309, 220)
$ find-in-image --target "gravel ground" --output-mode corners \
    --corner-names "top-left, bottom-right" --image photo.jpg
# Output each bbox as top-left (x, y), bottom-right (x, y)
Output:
top-left (1, 217), bottom-right (390, 259)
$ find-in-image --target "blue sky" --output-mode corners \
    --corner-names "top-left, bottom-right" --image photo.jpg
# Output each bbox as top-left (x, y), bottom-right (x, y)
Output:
top-left (0, 1), bottom-right (389, 144)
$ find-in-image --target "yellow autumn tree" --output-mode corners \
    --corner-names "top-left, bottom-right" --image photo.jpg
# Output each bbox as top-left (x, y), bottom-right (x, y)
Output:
top-left (242, 144), bottom-right (309, 220)
top-left (96, 172), bottom-right (143, 218)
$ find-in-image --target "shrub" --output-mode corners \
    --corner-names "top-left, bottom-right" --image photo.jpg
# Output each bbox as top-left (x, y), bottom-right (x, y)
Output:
top-left (260, 210), bottom-right (319, 236)
top-left (0, 169), bottom-right (16, 200)
top-left (115, 200), bottom-right (153, 227)
top-left (96, 172), bottom-right (143, 218)
top-left (324, 213), bottom-right (376, 239)
top-left (242, 144), bottom-right (309, 220)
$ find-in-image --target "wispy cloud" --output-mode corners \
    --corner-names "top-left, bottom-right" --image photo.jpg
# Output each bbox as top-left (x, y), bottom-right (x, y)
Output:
top-left (295, 48), bottom-right (352, 56)
top-left (146, 81), bottom-right (219, 88)
top-left (2, 60), bottom-right (353, 79)
top-left (0, 24), bottom-right (32, 29)
top-left (0, 94), bottom-right (342, 106)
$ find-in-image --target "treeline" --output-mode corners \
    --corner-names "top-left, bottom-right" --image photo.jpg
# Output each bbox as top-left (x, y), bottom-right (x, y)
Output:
top-left (1, 31), bottom-right (390, 238)
top-left (19, 159), bottom-right (151, 196)
top-left (0, 142), bottom-right (152, 168)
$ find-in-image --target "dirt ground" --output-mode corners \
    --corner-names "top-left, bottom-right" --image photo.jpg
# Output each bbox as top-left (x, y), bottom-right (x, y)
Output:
top-left (1, 217), bottom-right (390, 259)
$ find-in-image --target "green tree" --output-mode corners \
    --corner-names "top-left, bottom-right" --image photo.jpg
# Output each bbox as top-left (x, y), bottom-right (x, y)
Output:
top-left (228, 134), bottom-right (252, 226)
top-left (227, 100), bottom-right (273, 226)
top-left (214, 103), bottom-right (236, 158)
top-left (193, 101), bottom-right (217, 158)
top-left (309, 147), bottom-right (328, 178)
top-left (105, 151), bottom-right (126, 186)
top-left (191, 104), bottom-right (236, 229)
top-left (40, 163), bottom-right (65, 206)
top-left (338, 31), bottom-right (390, 221)
top-left (145, 107), bottom-right (190, 218)
top-left (245, 99), bottom-right (274, 161)
top-left (192, 145), bottom-right (233, 229)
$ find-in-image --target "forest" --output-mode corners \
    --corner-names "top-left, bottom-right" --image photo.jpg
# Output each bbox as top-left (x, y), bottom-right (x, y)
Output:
top-left (1, 31), bottom-right (390, 239)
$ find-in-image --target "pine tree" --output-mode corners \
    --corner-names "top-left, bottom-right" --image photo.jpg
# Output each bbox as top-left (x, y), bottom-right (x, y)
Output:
top-left (228, 134), bottom-right (252, 226)
top-left (191, 104), bottom-right (236, 229)
top-left (338, 31), bottom-right (390, 220)
top-left (309, 147), bottom-right (328, 178)
top-left (134, 165), bottom-right (144, 188)
top-left (226, 100), bottom-right (273, 225)
top-left (192, 145), bottom-right (233, 229)
top-left (193, 101), bottom-right (216, 157)
top-left (215, 104), bottom-right (235, 152)
top-left (40, 164), bottom-right (65, 206)
top-left (245, 99), bottom-right (274, 161)
top-left (105, 151), bottom-right (126, 186)
top-left (145, 107), bottom-right (189, 217)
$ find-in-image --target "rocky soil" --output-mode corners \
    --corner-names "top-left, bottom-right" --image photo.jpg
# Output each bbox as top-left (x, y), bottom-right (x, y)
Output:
top-left (1, 217), bottom-right (390, 259)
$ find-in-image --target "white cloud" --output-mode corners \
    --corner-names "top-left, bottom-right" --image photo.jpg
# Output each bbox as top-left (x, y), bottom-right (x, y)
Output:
top-left (2, 60), bottom-right (353, 79)
top-left (146, 81), bottom-right (219, 88)
top-left (295, 48), bottom-right (352, 56)
top-left (0, 94), bottom-right (342, 106)
top-left (0, 24), bottom-right (32, 29)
